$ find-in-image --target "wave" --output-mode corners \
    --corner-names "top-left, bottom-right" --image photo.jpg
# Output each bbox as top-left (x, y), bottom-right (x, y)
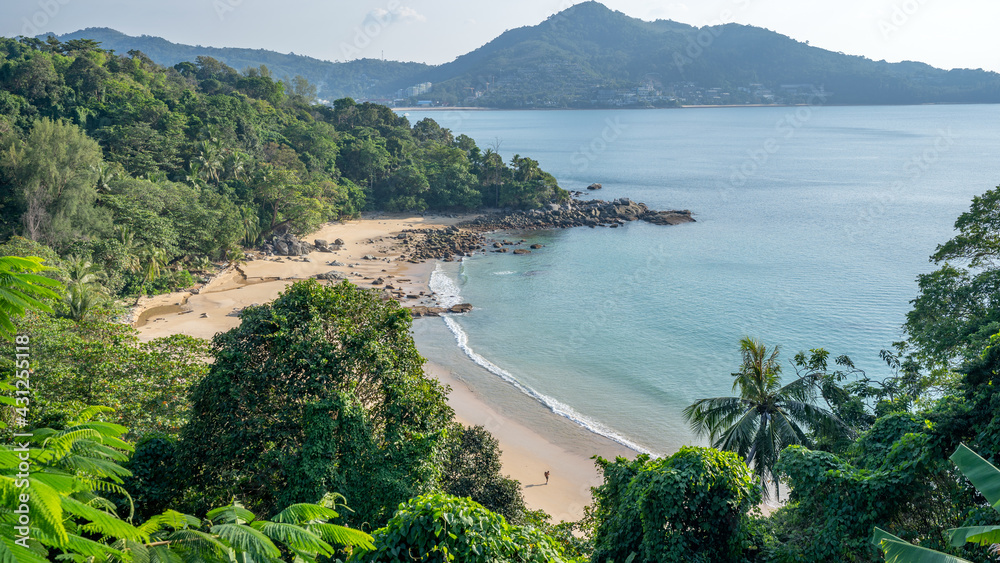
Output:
top-left (429, 264), bottom-right (653, 455)
top-left (492, 271), bottom-right (517, 276)
top-left (429, 264), bottom-right (464, 308)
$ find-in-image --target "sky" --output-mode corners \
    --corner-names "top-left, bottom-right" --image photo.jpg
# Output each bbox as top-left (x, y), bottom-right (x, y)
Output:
top-left (2, 0), bottom-right (998, 73)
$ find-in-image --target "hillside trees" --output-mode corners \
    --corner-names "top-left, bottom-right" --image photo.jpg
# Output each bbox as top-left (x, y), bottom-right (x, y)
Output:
top-left (179, 280), bottom-right (453, 526)
top-left (906, 185), bottom-right (1000, 368)
top-left (0, 36), bottom-right (565, 286)
top-left (1, 118), bottom-right (109, 249)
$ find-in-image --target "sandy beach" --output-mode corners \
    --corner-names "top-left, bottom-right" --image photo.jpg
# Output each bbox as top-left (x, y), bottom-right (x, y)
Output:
top-left (135, 213), bottom-right (634, 522)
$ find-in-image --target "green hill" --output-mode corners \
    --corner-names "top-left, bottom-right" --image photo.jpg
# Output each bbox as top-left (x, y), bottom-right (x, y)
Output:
top-left (423, 1), bottom-right (1000, 107)
top-left (52, 27), bottom-right (429, 101)
top-left (51, 2), bottom-right (1000, 107)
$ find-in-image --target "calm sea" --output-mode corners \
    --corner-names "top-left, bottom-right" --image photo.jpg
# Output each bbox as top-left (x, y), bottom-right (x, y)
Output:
top-left (401, 105), bottom-right (1000, 454)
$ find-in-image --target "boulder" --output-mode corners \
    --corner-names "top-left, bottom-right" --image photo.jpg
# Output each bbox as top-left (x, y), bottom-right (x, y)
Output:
top-left (449, 303), bottom-right (473, 313)
top-left (587, 183), bottom-right (603, 190)
top-left (513, 249), bottom-right (531, 255)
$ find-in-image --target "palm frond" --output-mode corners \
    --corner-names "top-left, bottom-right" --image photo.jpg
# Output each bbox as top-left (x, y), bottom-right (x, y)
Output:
top-left (269, 504), bottom-right (339, 525)
top-left (305, 523), bottom-right (374, 550)
top-left (252, 521), bottom-right (333, 556)
top-left (210, 524), bottom-right (281, 560)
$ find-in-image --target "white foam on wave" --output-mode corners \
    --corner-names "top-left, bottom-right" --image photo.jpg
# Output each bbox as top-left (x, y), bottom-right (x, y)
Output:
top-left (428, 264), bottom-right (653, 454)
top-left (492, 271), bottom-right (516, 276)
top-left (429, 263), bottom-right (464, 308)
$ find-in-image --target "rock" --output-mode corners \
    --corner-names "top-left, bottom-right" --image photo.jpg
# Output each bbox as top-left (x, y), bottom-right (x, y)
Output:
top-left (587, 183), bottom-right (603, 190)
top-left (314, 239), bottom-right (327, 247)
top-left (530, 244), bottom-right (543, 249)
top-left (363, 255), bottom-right (377, 260)
top-left (328, 260), bottom-right (345, 266)
top-left (315, 271), bottom-right (347, 280)
top-left (397, 233), bottom-right (408, 239)
top-left (513, 249), bottom-right (531, 255)
top-left (334, 238), bottom-right (344, 246)
top-left (408, 306), bottom-right (446, 317)
top-left (274, 239), bottom-right (289, 255)
top-left (449, 303), bottom-right (473, 313)
top-left (641, 210), bottom-right (696, 226)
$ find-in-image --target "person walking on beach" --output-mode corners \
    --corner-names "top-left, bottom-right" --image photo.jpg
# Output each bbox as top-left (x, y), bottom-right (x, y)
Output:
top-left (544, 471), bottom-right (550, 485)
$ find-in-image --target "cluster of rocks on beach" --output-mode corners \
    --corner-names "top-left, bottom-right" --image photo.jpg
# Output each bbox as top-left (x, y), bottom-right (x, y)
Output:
top-left (261, 232), bottom-right (344, 256)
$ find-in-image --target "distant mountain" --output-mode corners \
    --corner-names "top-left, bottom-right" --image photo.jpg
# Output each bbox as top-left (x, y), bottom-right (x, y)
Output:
top-left (51, 27), bottom-right (429, 101)
top-left (422, 1), bottom-right (1000, 107)
top-left (53, 3), bottom-right (1000, 108)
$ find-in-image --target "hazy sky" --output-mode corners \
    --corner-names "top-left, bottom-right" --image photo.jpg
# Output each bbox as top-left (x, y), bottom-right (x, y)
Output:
top-left (2, 0), bottom-right (997, 72)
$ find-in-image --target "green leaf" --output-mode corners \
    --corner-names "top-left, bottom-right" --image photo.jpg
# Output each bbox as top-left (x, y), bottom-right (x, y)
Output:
top-left (948, 525), bottom-right (1000, 548)
top-left (950, 444), bottom-right (1000, 511)
top-left (210, 523), bottom-right (281, 560)
top-left (61, 497), bottom-right (144, 542)
top-left (269, 503), bottom-right (339, 525)
top-left (873, 527), bottom-right (972, 563)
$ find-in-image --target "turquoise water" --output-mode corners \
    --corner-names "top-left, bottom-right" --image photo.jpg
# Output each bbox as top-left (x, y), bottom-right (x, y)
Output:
top-left (403, 105), bottom-right (1000, 454)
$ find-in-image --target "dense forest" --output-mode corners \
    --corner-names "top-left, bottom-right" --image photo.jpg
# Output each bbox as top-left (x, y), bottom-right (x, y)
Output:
top-left (0, 35), bottom-right (564, 299)
top-left (1, 31), bottom-right (1000, 563)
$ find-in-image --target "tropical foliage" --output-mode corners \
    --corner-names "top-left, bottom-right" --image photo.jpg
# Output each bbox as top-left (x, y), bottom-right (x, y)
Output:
top-left (0, 408), bottom-right (373, 563)
top-left (873, 444), bottom-right (1000, 562)
top-left (350, 493), bottom-right (565, 563)
top-left (589, 447), bottom-right (764, 563)
top-left (683, 337), bottom-right (847, 498)
top-left (178, 280), bottom-right (454, 526)
top-left (0, 255), bottom-right (62, 340)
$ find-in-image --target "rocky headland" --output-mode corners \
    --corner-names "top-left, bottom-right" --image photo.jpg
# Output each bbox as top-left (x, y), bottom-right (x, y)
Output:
top-left (250, 199), bottom-right (693, 317)
top-left (460, 198), bottom-right (694, 232)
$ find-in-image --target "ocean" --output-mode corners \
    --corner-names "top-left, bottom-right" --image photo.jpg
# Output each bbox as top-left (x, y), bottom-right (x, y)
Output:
top-left (401, 105), bottom-right (1000, 455)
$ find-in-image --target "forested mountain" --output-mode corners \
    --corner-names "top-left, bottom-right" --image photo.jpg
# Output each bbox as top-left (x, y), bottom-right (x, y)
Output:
top-left (52, 27), bottom-right (429, 101)
top-left (0, 35), bottom-right (564, 295)
top-left (52, 2), bottom-right (1000, 108)
top-left (424, 1), bottom-right (1000, 107)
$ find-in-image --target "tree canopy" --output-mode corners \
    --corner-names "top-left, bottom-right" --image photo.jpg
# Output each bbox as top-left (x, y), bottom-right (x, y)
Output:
top-left (179, 280), bottom-right (453, 526)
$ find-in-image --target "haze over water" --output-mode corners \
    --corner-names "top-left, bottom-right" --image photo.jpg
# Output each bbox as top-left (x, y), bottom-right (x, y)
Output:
top-left (404, 105), bottom-right (1000, 454)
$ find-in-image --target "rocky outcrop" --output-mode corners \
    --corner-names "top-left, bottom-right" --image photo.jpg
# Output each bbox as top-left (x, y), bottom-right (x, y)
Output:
top-left (587, 183), bottom-right (603, 190)
top-left (399, 227), bottom-right (487, 262)
top-left (460, 198), bottom-right (694, 232)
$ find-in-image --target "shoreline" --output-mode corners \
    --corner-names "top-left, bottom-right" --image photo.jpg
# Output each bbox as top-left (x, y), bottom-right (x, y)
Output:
top-left (133, 213), bottom-right (635, 521)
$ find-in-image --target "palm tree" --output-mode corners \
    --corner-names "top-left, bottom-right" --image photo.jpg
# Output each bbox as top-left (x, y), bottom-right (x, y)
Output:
top-left (61, 255), bottom-right (107, 322)
top-left (0, 255), bottom-right (63, 340)
top-left (115, 225), bottom-right (141, 274)
top-left (683, 337), bottom-right (846, 499)
top-left (139, 246), bottom-right (169, 283)
top-left (195, 138), bottom-right (224, 186)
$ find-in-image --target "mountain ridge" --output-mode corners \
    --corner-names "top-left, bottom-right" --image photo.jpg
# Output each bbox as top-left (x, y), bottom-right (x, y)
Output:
top-left (49, 2), bottom-right (1000, 108)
